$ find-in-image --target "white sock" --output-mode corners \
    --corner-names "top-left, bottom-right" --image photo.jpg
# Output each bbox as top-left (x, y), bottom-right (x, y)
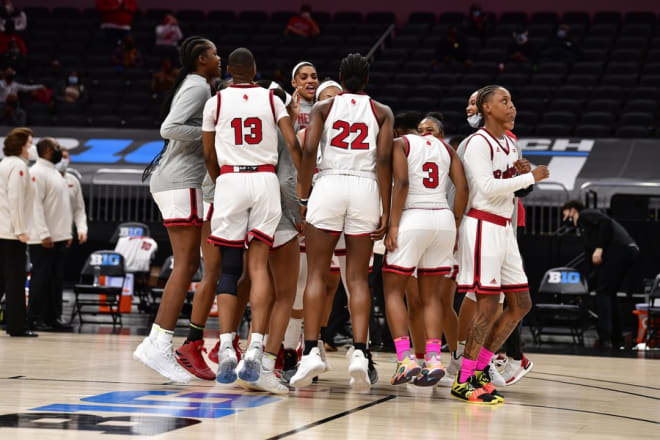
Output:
top-left (148, 323), bottom-right (160, 342)
top-left (262, 353), bottom-right (276, 372)
top-left (263, 334), bottom-right (269, 346)
top-left (231, 331), bottom-right (236, 340)
top-left (283, 318), bottom-right (302, 350)
top-left (250, 333), bottom-right (264, 350)
top-left (220, 332), bottom-right (233, 350)
top-left (155, 327), bottom-right (174, 347)
top-left (456, 341), bottom-right (466, 357)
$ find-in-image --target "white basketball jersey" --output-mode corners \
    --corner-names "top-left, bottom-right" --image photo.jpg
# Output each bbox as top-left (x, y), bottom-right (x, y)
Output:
top-left (462, 128), bottom-right (534, 218)
top-left (114, 236), bottom-right (158, 272)
top-left (318, 93), bottom-right (380, 176)
top-left (402, 134), bottom-right (452, 210)
top-left (202, 84), bottom-right (288, 167)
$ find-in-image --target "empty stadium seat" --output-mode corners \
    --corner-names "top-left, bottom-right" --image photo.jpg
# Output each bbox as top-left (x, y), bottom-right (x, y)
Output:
top-left (543, 111), bottom-right (577, 125)
top-left (581, 112), bottom-right (616, 125)
top-left (615, 126), bottom-right (652, 137)
top-left (574, 124), bottom-right (613, 137)
top-left (535, 123), bottom-right (573, 136)
top-left (619, 112), bottom-right (654, 126)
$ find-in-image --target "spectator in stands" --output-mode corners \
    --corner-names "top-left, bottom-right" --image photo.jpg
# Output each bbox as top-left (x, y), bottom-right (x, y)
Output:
top-left (466, 3), bottom-right (493, 40)
top-left (56, 71), bottom-right (87, 104)
top-left (506, 27), bottom-right (536, 64)
top-left (0, 20), bottom-right (26, 55)
top-left (0, 127), bottom-right (36, 337)
top-left (0, 68), bottom-right (45, 124)
top-left (538, 24), bottom-right (582, 63)
top-left (284, 5), bottom-right (320, 38)
top-left (0, 1), bottom-right (27, 33)
top-left (561, 200), bottom-right (640, 349)
top-left (434, 26), bottom-right (471, 67)
top-left (155, 14), bottom-right (183, 48)
top-left (112, 35), bottom-right (143, 69)
top-left (27, 138), bottom-right (73, 332)
top-left (1, 40), bottom-right (26, 73)
top-left (152, 56), bottom-right (179, 94)
top-left (97, 0), bottom-right (138, 45)
top-left (0, 91), bottom-right (24, 124)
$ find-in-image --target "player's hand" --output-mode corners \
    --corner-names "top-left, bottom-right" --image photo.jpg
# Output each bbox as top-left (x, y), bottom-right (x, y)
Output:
top-left (41, 237), bottom-right (54, 248)
top-left (298, 205), bottom-right (307, 221)
top-left (289, 87), bottom-right (302, 119)
top-left (592, 248), bottom-right (603, 265)
top-left (531, 165), bottom-right (549, 182)
top-left (514, 159), bottom-right (531, 174)
top-left (18, 233), bottom-right (28, 243)
top-left (385, 225), bottom-right (398, 252)
top-left (371, 214), bottom-right (388, 241)
top-left (78, 232), bottom-right (88, 244)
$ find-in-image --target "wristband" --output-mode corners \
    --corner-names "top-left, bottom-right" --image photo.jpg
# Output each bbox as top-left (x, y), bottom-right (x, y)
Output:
top-left (298, 198), bottom-right (309, 207)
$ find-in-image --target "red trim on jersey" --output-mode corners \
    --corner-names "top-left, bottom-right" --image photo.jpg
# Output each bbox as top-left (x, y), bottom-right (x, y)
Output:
top-left (229, 84), bottom-right (259, 88)
top-left (368, 98), bottom-right (379, 122)
top-left (315, 227), bottom-right (342, 236)
top-left (502, 283), bottom-right (529, 293)
top-left (417, 266), bottom-right (452, 276)
top-left (481, 128), bottom-right (511, 155)
top-left (474, 218), bottom-right (482, 284)
top-left (214, 91), bottom-right (222, 125)
top-left (402, 135), bottom-right (410, 157)
top-left (467, 208), bottom-right (511, 227)
top-left (382, 258), bottom-right (415, 276)
top-left (322, 97), bottom-right (335, 122)
top-left (162, 189), bottom-right (203, 227)
top-left (458, 283), bottom-right (502, 294)
top-left (334, 249), bottom-right (347, 257)
top-left (344, 232), bottom-right (371, 237)
top-left (248, 229), bottom-right (274, 247)
top-left (269, 89), bottom-right (277, 124)
top-left (506, 130), bottom-right (517, 140)
top-left (205, 203), bottom-right (214, 222)
top-left (329, 267), bottom-right (341, 274)
top-left (207, 235), bottom-right (245, 248)
top-left (440, 139), bottom-right (454, 165)
top-left (220, 165), bottom-right (276, 174)
top-left (466, 133), bottom-right (493, 160)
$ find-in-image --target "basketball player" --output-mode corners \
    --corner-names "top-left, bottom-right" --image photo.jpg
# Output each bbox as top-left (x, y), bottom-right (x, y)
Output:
top-left (289, 61), bottom-right (319, 130)
top-left (417, 112), bottom-right (445, 139)
top-left (291, 54), bottom-right (393, 392)
top-left (202, 48), bottom-right (300, 385)
top-left (384, 112), bottom-right (468, 386)
top-left (452, 85), bottom-right (549, 404)
top-left (134, 36), bottom-right (221, 383)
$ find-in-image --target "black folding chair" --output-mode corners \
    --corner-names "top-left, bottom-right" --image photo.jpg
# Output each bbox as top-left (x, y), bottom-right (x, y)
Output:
top-left (110, 222), bottom-right (151, 244)
top-left (645, 274), bottom-right (660, 347)
top-left (111, 222), bottom-right (154, 312)
top-left (71, 251), bottom-right (126, 330)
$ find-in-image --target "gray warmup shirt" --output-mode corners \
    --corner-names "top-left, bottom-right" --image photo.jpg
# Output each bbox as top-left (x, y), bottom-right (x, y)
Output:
top-left (150, 74), bottom-right (211, 194)
top-left (201, 173), bottom-right (215, 204)
top-left (276, 130), bottom-right (300, 233)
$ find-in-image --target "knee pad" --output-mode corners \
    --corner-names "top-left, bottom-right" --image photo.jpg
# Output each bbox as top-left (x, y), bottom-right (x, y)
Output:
top-left (217, 246), bottom-right (244, 296)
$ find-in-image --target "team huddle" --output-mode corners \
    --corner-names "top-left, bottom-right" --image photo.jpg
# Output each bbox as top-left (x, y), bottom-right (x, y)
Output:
top-left (133, 36), bottom-right (550, 405)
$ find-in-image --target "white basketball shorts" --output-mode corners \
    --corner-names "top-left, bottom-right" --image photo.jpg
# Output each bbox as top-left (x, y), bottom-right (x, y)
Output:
top-left (153, 188), bottom-right (203, 227)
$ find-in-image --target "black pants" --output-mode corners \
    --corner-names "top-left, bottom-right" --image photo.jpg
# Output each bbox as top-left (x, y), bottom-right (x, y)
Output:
top-left (28, 241), bottom-right (68, 325)
top-left (504, 322), bottom-right (523, 359)
top-left (0, 239), bottom-right (28, 335)
top-left (593, 244), bottom-right (639, 345)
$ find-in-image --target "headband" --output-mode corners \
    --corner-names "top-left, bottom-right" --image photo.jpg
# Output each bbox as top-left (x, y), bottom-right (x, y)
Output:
top-left (315, 80), bottom-right (343, 100)
top-left (291, 61), bottom-right (314, 81)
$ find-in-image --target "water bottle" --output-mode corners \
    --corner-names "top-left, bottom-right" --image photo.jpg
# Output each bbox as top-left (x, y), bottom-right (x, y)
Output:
top-left (93, 266), bottom-right (101, 287)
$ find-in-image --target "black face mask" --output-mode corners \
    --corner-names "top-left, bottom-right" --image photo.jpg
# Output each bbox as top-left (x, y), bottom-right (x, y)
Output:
top-left (561, 217), bottom-right (575, 229)
top-left (51, 149), bottom-right (62, 164)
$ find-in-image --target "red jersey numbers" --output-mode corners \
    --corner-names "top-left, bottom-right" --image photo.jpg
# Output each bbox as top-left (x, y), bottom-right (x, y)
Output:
top-left (330, 121), bottom-right (369, 150)
top-left (422, 162), bottom-right (439, 188)
top-left (230, 117), bottom-right (263, 145)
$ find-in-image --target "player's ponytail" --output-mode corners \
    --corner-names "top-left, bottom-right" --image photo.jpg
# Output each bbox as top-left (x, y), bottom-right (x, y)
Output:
top-left (339, 53), bottom-right (369, 93)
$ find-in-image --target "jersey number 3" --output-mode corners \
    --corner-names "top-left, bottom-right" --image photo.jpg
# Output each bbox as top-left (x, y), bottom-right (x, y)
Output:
top-left (330, 121), bottom-right (369, 150)
top-left (422, 162), bottom-right (439, 188)
top-left (231, 117), bottom-right (263, 145)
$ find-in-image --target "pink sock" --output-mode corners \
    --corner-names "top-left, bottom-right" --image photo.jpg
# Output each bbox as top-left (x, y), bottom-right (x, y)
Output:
top-left (394, 336), bottom-right (411, 361)
top-left (425, 338), bottom-right (442, 361)
top-left (460, 358), bottom-right (477, 383)
top-left (476, 347), bottom-right (494, 371)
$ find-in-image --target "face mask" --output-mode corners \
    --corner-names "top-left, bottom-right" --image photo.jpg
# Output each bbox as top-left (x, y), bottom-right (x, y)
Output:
top-left (561, 217), bottom-right (575, 230)
top-left (27, 144), bottom-right (38, 161)
top-left (51, 149), bottom-right (63, 164)
top-left (557, 30), bottom-right (567, 39)
top-left (68, 76), bottom-right (79, 85)
top-left (467, 113), bottom-right (482, 128)
top-left (516, 34), bottom-right (528, 45)
top-left (55, 158), bottom-right (69, 173)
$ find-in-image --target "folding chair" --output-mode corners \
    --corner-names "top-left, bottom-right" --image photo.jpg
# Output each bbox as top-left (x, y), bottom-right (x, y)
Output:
top-left (645, 274), bottom-right (660, 347)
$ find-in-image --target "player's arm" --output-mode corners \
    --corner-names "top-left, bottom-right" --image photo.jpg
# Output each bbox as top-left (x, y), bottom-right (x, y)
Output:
top-left (386, 138), bottom-right (408, 252)
top-left (373, 102), bottom-right (394, 240)
top-left (201, 96), bottom-right (219, 182)
top-left (299, 101), bottom-right (326, 199)
top-left (278, 116), bottom-right (302, 172)
top-left (447, 146), bottom-right (468, 226)
top-left (160, 85), bottom-right (208, 142)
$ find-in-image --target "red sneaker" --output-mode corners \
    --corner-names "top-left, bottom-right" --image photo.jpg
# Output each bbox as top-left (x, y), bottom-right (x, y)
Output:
top-left (208, 341), bottom-right (220, 364)
top-left (275, 344), bottom-right (285, 371)
top-left (233, 334), bottom-right (243, 362)
top-left (175, 340), bottom-right (215, 380)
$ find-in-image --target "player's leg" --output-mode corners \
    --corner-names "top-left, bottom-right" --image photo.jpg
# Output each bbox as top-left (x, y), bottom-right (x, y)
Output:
top-left (281, 247), bottom-right (305, 381)
top-left (439, 277), bottom-right (459, 354)
top-left (321, 269), bottom-right (341, 352)
top-left (405, 276), bottom-right (427, 363)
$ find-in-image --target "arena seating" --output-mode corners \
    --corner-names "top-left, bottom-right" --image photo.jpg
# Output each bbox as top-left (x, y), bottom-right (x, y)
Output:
top-left (12, 8), bottom-right (660, 137)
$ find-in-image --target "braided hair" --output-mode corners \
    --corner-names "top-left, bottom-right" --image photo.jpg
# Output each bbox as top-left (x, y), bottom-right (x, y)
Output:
top-left (339, 53), bottom-right (369, 93)
top-left (475, 84), bottom-right (504, 125)
top-left (143, 36), bottom-right (213, 181)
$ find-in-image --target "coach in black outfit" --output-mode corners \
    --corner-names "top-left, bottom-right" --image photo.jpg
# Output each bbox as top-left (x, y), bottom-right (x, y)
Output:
top-left (561, 200), bottom-right (639, 348)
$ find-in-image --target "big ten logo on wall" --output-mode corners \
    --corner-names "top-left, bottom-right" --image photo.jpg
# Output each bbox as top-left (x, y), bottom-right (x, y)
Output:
top-left (89, 253), bottom-right (122, 266)
top-left (547, 271), bottom-right (581, 284)
top-left (120, 226), bottom-right (145, 237)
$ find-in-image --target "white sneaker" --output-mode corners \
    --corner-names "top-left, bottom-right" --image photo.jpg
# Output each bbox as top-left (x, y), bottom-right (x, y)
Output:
top-left (249, 368), bottom-right (289, 395)
top-left (500, 355), bottom-right (533, 386)
top-left (487, 359), bottom-right (506, 387)
top-left (446, 351), bottom-right (462, 377)
top-left (493, 352), bottom-right (508, 371)
top-left (133, 337), bottom-right (191, 384)
top-left (238, 344), bottom-right (263, 382)
top-left (348, 349), bottom-right (370, 393)
top-left (318, 340), bottom-right (331, 372)
top-left (290, 347), bottom-right (325, 388)
top-left (216, 346), bottom-right (238, 384)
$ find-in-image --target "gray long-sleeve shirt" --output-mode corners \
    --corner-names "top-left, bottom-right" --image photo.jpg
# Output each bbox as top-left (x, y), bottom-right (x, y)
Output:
top-left (149, 74), bottom-right (211, 194)
top-left (276, 130), bottom-right (300, 233)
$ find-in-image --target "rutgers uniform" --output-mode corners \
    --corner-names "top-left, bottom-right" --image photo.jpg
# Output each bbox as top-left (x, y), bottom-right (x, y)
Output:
top-left (384, 134), bottom-right (456, 276)
top-left (202, 84), bottom-right (288, 247)
top-left (457, 128), bottom-right (535, 295)
top-left (306, 93), bottom-right (381, 235)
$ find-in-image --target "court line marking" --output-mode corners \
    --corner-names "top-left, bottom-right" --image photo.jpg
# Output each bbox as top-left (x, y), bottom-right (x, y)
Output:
top-left (530, 371), bottom-right (660, 391)
top-left (264, 395), bottom-right (396, 440)
top-left (525, 377), bottom-right (659, 401)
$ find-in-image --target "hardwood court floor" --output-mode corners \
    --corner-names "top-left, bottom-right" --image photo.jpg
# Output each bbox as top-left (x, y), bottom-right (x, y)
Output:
top-left (0, 333), bottom-right (658, 439)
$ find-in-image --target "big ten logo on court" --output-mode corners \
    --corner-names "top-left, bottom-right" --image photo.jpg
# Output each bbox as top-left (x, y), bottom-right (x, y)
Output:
top-left (26, 391), bottom-right (281, 428)
top-left (547, 271), bottom-right (581, 284)
top-left (89, 253), bottom-right (122, 266)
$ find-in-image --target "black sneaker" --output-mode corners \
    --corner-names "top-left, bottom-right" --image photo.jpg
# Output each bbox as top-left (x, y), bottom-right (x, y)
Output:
top-left (365, 349), bottom-right (378, 384)
top-left (280, 349), bottom-right (298, 383)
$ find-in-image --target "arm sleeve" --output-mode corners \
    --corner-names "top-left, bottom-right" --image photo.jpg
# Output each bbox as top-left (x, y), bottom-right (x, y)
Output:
top-left (463, 137), bottom-right (535, 197)
top-left (160, 83), bottom-right (209, 141)
top-left (201, 95), bottom-right (218, 132)
top-left (595, 215), bottom-right (613, 248)
top-left (15, 83), bottom-right (42, 92)
top-left (7, 164), bottom-right (28, 236)
top-left (273, 95), bottom-right (289, 122)
top-left (31, 172), bottom-right (51, 240)
top-left (71, 177), bottom-right (88, 235)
